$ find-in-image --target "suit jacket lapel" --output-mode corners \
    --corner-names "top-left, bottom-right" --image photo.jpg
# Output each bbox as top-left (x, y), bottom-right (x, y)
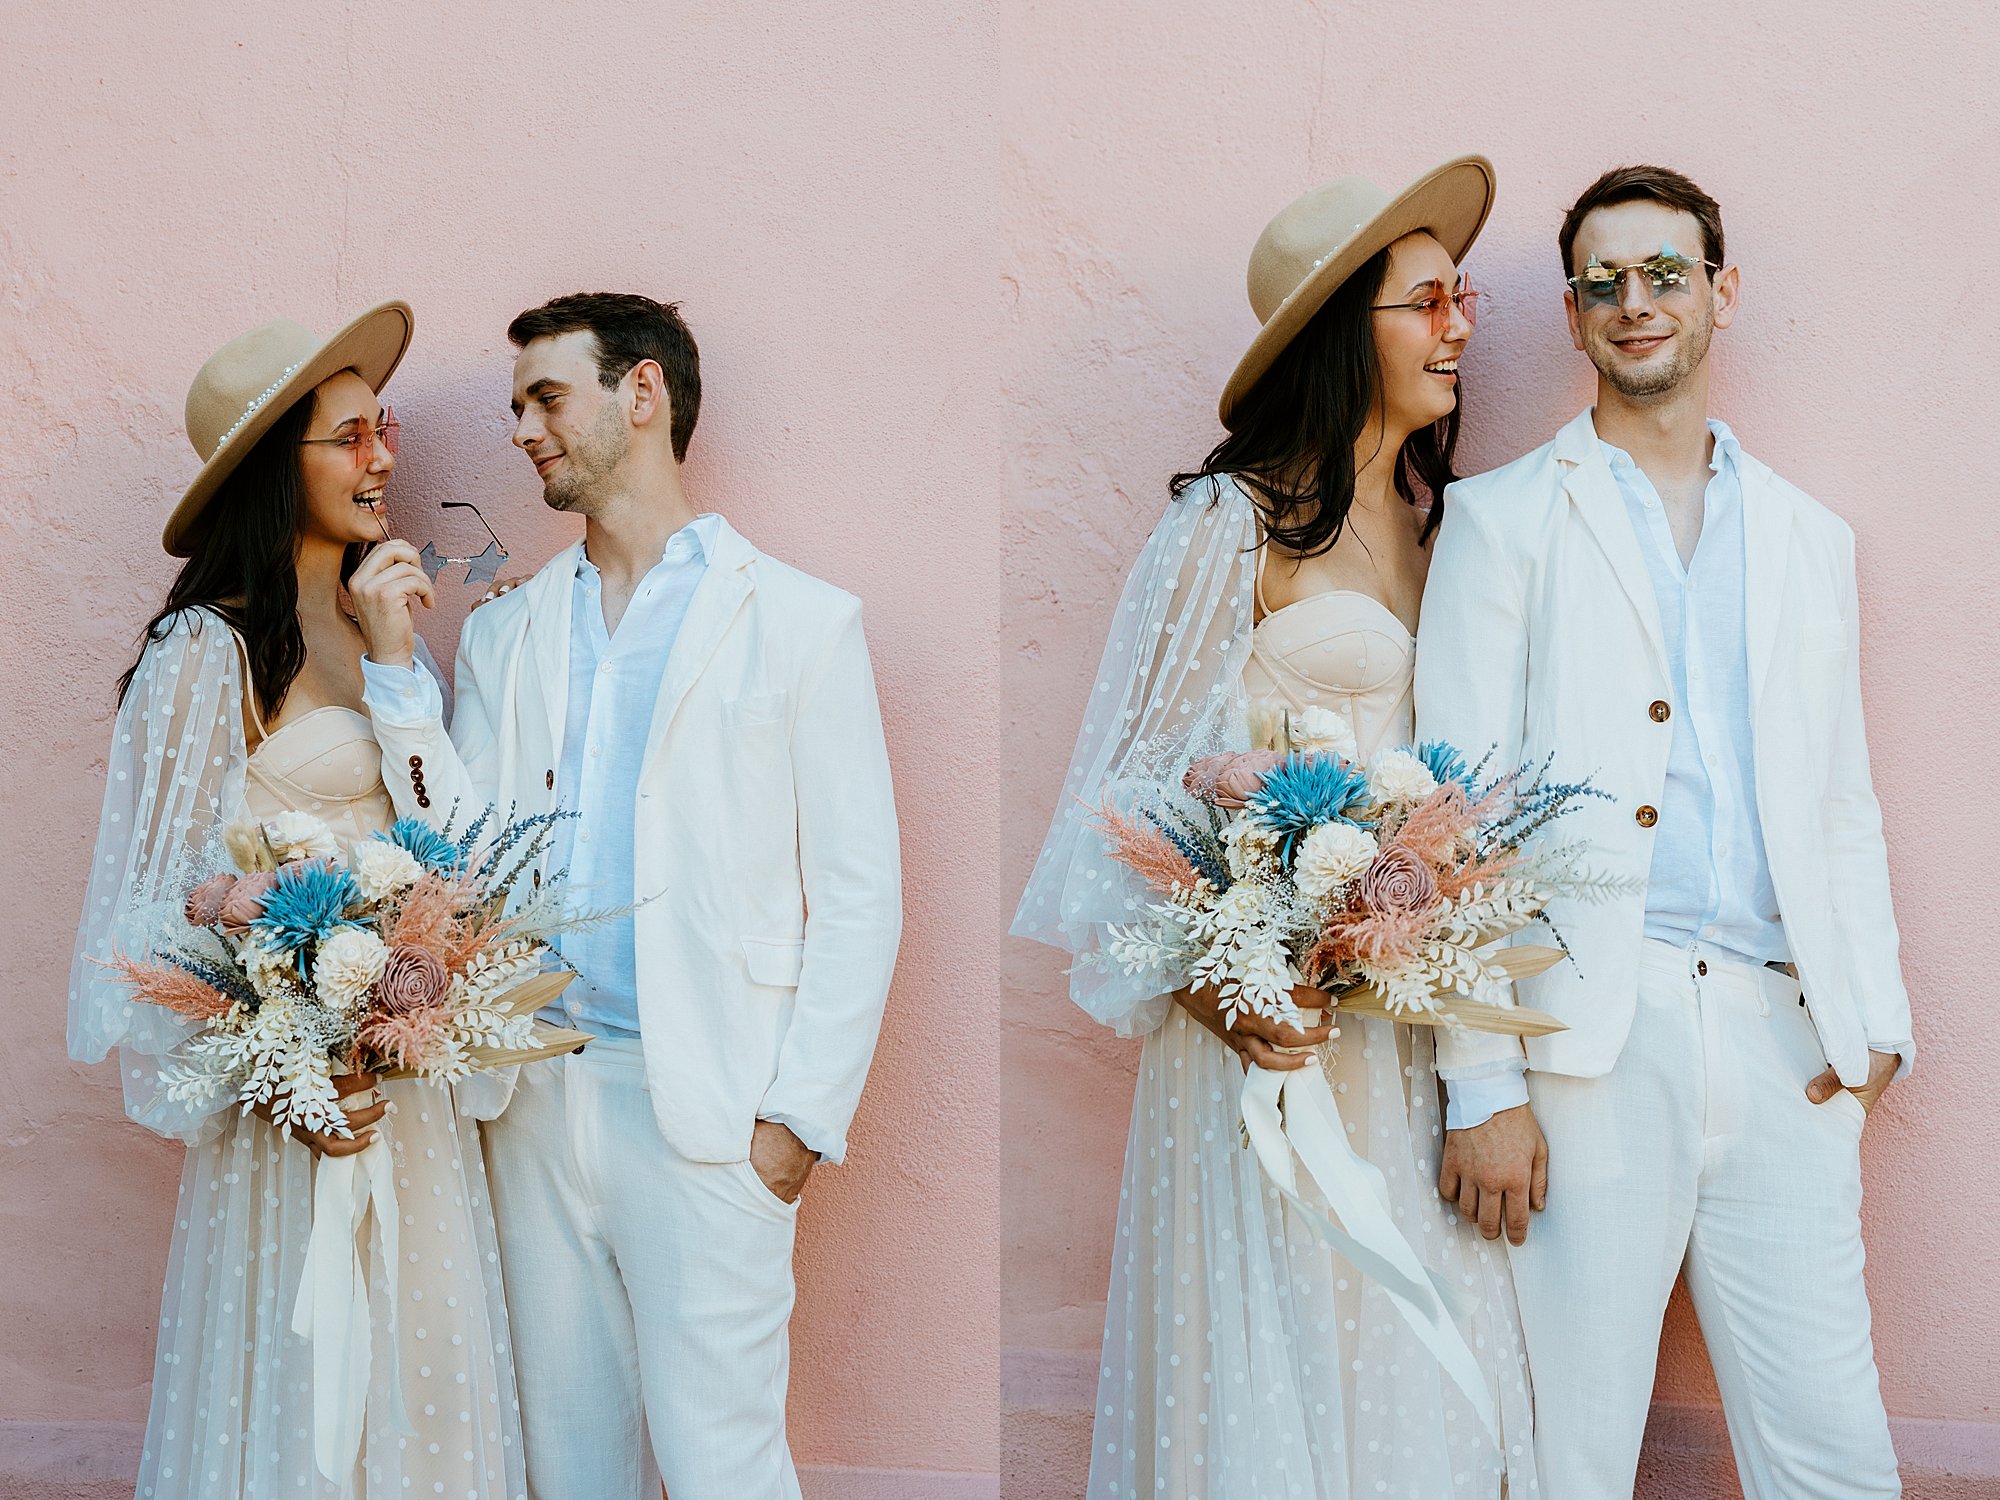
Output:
top-left (517, 542), bottom-right (579, 791)
top-left (1554, 410), bottom-right (1668, 678)
top-left (639, 520), bottom-right (757, 780)
top-left (1737, 452), bottom-right (1795, 713)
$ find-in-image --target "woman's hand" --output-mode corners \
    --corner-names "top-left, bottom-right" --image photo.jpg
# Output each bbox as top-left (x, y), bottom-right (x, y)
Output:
top-left (1171, 985), bottom-right (1337, 1071)
top-left (255, 1070), bottom-right (388, 1159)
top-left (474, 576), bottom-right (529, 608)
top-left (348, 542), bottom-right (436, 670)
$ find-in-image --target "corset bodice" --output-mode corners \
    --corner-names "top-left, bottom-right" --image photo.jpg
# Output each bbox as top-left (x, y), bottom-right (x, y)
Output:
top-left (243, 706), bottom-right (396, 848)
top-left (1242, 571), bottom-right (1416, 762)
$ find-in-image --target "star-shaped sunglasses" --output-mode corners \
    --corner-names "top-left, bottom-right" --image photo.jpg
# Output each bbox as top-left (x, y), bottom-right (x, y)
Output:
top-left (1567, 245), bottom-right (1719, 305)
top-left (416, 503), bottom-right (510, 588)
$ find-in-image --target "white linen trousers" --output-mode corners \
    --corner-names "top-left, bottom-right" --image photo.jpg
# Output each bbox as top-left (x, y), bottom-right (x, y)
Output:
top-left (1509, 939), bottom-right (1897, 1499)
top-left (482, 1039), bottom-right (803, 1500)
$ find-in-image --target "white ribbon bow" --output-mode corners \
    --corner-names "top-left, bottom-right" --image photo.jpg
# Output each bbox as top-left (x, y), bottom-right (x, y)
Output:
top-left (1238, 1016), bottom-right (1498, 1443)
top-left (290, 1098), bottom-right (413, 1483)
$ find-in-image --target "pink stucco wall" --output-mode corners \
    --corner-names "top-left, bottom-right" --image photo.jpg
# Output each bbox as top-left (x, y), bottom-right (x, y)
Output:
top-left (0, 3), bottom-right (996, 1492)
top-left (1002, 1), bottom-right (2000, 1493)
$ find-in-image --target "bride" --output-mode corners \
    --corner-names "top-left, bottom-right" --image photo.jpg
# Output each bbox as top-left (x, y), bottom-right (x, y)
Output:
top-left (67, 303), bottom-right (527, 1498)
top-left (1014, 158), bottom-right (1539, 1497)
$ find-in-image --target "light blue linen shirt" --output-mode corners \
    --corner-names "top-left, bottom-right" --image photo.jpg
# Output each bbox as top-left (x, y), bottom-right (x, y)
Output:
top-left (1603, 418), bottom-right (1789, 967)
top-left (360, 514), bottom-right (718, 1037)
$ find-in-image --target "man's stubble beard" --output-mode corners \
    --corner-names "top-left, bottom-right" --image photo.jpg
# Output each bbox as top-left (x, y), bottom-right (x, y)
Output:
top-left (540, 403), bottom-right (632, 516)
top-left (1591, 309), bottom-right (1715, 401)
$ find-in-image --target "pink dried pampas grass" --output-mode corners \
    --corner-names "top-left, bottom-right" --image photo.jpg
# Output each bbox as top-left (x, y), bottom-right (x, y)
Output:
top-left (1390, 783), bottom-right (1482, 866)
top-left (97, 952), bottom-right (231, 1020)
top-left (1085, 801), bottom-right (1201, 895)
top-left (387, 873), bottom-right (518, 972)
top-left (1434, 851), bottom-right (1523, 903)
top-left (357, 1006), bottom-right (451, 1072)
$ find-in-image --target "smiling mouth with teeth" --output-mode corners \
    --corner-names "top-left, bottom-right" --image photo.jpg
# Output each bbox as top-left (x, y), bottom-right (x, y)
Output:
top-left (1423, 361), bottom-right (1459, 374)
top-left (355, 489), bottom-right (386, 506)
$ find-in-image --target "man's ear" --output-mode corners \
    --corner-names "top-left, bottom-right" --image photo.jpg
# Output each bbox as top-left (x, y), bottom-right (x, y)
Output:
top-left (628, 358), bottom-right (670, 430)
top-left (1709, 264), bottom-right (1741, 331)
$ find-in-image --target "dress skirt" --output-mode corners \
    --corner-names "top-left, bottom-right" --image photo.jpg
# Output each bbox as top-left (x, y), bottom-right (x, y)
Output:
top-left (1086, 1008), bottom-right (1539, 1500)
top-left (134, 1078), bottom-right (527, 1499)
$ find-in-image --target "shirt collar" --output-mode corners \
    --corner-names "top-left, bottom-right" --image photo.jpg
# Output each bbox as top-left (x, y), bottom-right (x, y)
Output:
top-left (1594, 415), bottom-right (1740, 478)
top-left (576, 512), bottom-right (721, 581)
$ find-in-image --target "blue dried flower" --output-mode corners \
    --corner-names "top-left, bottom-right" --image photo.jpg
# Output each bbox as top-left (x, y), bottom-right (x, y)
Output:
top-left (1415, 740), bottom-right (1475, 792)
top-left (252, 860), bottom-right (364, 953)
top-left (380, 818), bottom-right (462, 875)
top-left (1245, 753), bottom-right (1370, 859)
top-left (1145, 808), bottom-right (1231, 891)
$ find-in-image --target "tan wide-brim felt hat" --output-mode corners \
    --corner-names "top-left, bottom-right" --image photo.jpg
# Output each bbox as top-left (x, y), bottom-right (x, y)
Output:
top-left (165, 299), bottom-right (414, 556)
top-left (1219, 155), bottom-right (1496, 429)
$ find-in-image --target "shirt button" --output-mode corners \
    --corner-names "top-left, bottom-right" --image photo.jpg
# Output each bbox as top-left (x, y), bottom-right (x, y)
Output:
top-left (1649, 700), bottom-right (1671, 723)
top-left (600, 662), bottom-right (612, 674)
top-left (580, 831), bottom-right (591, 844)
top-left (1635, 805), bottom-right (1659, 828)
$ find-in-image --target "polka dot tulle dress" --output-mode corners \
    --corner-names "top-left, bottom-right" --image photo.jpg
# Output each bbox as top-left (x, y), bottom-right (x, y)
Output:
top-left (1015, 481), bottom-right (1538, 1498)
top-left (72, 611), bottom-right (527, 1500)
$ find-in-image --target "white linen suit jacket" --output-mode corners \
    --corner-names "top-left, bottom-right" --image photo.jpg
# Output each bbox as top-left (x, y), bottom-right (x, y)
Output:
top-left (1415, 409), bottom-right (1911, 1088)
top-left (368, 517), bottom-right (902, 1164)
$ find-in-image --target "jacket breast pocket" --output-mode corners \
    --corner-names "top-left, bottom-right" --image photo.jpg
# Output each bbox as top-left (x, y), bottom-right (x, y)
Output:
top-left (743, 936), bottom-right (806, 988)
top-left (722, 691), bottom-right (788, 730)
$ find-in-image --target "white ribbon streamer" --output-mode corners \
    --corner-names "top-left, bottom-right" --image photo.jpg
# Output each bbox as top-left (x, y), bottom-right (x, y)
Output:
top-left (290, 1095), bottom-right (412, 1483)
top-left (1239, 1016), bottom-right (1498, 1443)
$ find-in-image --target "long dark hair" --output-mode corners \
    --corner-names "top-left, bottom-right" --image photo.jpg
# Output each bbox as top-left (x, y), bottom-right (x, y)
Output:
top-left (118, 386), bottom-right (353, 720)
top-left (1173, 246), bottom-right (1462, 553)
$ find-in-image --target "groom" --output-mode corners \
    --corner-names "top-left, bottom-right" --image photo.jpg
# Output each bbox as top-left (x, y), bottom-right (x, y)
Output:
top-left (349, 292), bottom-right (903, 1498)
top-left (1417, 167), bottom-right (1908, 1497)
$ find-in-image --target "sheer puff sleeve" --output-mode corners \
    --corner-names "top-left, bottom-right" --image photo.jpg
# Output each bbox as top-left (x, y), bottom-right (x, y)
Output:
top-left (68, 607), bottom-right (250, 1142)
top-left (1011, 476), bottom-right (1260, 1036)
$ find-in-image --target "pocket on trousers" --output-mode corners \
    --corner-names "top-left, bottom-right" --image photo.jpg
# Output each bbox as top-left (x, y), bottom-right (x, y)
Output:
top-left (1824, 1086), bottom-right (1869, 1132)
top-left (731, 1157), bottom-right (801, 1217)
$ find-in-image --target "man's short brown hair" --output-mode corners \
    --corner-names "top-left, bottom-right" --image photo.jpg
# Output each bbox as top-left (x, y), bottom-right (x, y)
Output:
top-left (508, 292), bottom-right (701, 461)
top-left (1558, 165), bottom-right (1725, 279)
